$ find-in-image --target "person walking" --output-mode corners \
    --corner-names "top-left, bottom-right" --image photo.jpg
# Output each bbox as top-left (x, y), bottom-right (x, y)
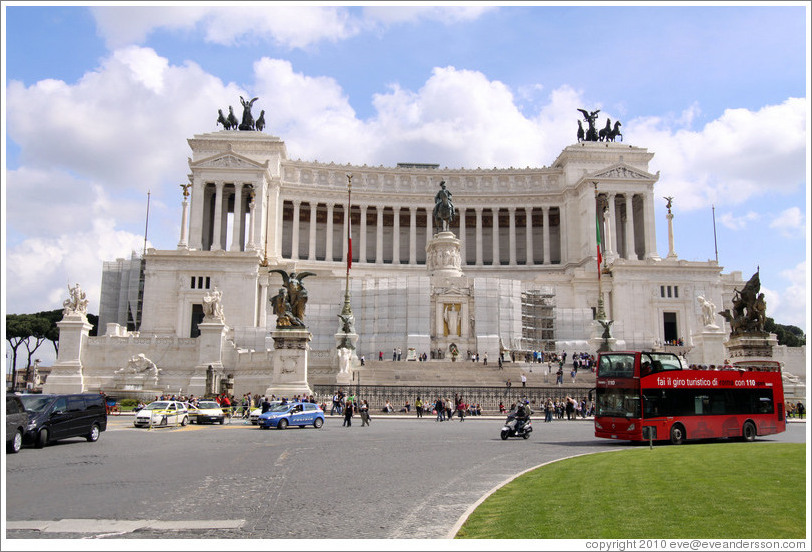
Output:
top-left (360, 400), bottom-right (370, 426)
top-left (343, 399), bottom-right (354, 427)
top-left (415, 397), bottom-right (423, 418)
top-left (483, 352), bottom-right (488, 366)
top-left (435, 398), bottom-right (445, 422)
top-left (521, 374), bottom-right (527, 387)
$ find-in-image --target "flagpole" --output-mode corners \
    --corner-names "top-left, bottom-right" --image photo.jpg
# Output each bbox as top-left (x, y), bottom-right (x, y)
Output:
top-left (712, 204), bottom-right (718, 263)
top-left (594, 182), bottom-right (606, 320)
top-left (340, 175), bottom-right (354, 326)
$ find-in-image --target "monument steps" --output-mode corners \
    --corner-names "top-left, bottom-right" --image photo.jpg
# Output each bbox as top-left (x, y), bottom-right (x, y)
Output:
top-left (353, 360), bottom-right (596, 387)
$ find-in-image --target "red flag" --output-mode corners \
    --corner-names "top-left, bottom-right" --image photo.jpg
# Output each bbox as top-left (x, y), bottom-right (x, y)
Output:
top-left (596, 214), bottom-right (602, 279)
top-left (347, 237), bottom-right (352, 270)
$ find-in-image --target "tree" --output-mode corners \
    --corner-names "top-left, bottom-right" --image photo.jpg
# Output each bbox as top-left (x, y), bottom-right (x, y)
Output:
top-left (34, 309), bottom-right (63, 356)
top-left (764, 318), bottom-right (806, 347)
top-left (5, 314), bottom-right (28, 390)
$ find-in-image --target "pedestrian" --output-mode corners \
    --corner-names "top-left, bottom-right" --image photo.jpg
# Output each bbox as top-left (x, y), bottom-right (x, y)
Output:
top-left (343, 399), bottom-right (354, 427)
top-left (498, 356), bottom-right (503, 370)
top-left (379, 351), bottom-right (383, 361)
top-left (416, 397), bottom-right (423, 418)
top-left (506, 378), bottom-right (512, 388)
top-left (483, 352), bottom-right (488, 366)
top-left (397, 347), bottom-right (402, 361)
top-left (521, 374), bottom-right (527, 387)
top-left (360, 400), bottom-right (370, 426)
top-left (435, 398), bottom-right (445, 421)
top-left (360, 355), bottom-right (365, 366)
top-left (393, 348), bottom-right (397, 361)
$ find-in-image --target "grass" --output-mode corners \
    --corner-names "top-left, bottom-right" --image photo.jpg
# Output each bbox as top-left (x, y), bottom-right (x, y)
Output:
top-left (456, 442), bottom-right (806, 539)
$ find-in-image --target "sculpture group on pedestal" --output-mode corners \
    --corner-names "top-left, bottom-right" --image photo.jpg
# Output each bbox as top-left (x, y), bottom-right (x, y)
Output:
top-left (697, 295), bottom-right (718, 328)
top-left (270, 270), bottom-right (315, 328)
top-left (577, 108), bottom-right (622, 142)
top-left (433, 180), bottom-right (455, 232)
top-left (62, 283), bottom-right (89, 317)
top-left (202, 286), bottom-right (225, 322)
top-left (216, 96), bottom-right (265, 132)
top-left (718, 271), bottom-right (767, 335)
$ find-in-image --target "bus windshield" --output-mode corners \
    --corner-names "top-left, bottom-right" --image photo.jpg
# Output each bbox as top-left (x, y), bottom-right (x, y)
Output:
top-left (598, 353), bottom-right (636, 378)
top-left (596, 388), bottom-right (640, 418)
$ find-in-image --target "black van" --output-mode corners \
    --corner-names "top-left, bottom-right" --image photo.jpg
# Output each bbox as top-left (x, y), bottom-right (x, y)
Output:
top-left (19, 394), bottom-right (107, 448)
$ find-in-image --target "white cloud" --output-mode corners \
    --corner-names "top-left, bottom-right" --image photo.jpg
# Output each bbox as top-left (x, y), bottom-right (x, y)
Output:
top-left (718, 211), bottom-right (760, 231)
top-left (90, 6), bottom-right (494, 50)
top-left (761, 262), bottom-right (808, 332)
top-left (632, 98), bottom-right (807, 211)
top-left (769, 207), bottom-right (806, 238)
top-left (5, 219), bottom-right (148, 316)
top-left (362, 6), bottom-right (495, 25)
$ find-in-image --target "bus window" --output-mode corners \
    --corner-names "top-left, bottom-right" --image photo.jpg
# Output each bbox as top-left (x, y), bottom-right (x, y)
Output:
top-left (598, 354), bottom-right (636, 378)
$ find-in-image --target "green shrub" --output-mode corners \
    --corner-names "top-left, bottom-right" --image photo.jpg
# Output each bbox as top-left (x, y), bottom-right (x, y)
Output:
top-left (119, 398), bottom-right (138, 407)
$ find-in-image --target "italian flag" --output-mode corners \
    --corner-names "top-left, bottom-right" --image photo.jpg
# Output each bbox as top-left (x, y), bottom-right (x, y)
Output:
top-left (596, 214), bottom-right (602, 278)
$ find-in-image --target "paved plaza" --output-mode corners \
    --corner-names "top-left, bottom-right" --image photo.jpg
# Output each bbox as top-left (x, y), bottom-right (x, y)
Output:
top-left (5, 416), bottom-right (806, 540)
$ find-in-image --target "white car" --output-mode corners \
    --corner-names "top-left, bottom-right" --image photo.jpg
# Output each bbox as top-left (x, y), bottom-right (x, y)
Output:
top-left (188, 400), bottom-right (225, 424)
top-left (250, 401), bottom-right (282, 424)
top-left (133, 401), bottom-right (189, 428)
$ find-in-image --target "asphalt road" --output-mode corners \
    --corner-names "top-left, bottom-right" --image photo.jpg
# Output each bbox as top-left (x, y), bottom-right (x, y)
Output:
top-left (5, 416), bottom-right (806, 540)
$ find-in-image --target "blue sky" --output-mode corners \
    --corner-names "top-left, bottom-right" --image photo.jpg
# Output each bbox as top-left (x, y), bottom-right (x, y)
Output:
top-left (2, 3), bottom-right (809, 369)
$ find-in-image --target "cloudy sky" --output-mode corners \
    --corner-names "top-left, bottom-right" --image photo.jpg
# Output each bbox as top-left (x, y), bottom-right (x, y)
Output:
top-left (2, 3), bottom-right (809, 370)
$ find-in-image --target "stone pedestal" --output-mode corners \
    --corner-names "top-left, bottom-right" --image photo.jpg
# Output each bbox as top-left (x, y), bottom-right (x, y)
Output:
top-left (690, 326), bottom-right (726, 365)
top-left (426, 231), bottom-right (463, 277)
top-left (265, 329), bottom-right (313, 399)
top-left (43, 315), bottom-right (93, 394)
top-left (188, 320), bottom-right (228, 397)
top-left (725, 333), bottom-right (779, 359)
top-left (588, 320), bottom-right (616, 354)
top-left (334, 331), bottom-right (359, 386)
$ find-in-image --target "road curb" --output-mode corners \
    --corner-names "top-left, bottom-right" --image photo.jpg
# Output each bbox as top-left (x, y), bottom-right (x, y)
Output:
top-left (446, 448), bottom-right (624, 539)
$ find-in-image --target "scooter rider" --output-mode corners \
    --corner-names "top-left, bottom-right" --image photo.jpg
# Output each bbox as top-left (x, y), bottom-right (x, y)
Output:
top-left (515, 400), bottom-right (532, 433)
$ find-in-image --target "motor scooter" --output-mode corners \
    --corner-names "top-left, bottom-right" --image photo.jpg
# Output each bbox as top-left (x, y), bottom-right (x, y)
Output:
top-left (500, 413), bottom-right (532, 440)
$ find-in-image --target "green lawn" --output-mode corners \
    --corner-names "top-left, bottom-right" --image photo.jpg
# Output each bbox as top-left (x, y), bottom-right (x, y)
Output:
top-left (456, 443), bottom-right (806, 539)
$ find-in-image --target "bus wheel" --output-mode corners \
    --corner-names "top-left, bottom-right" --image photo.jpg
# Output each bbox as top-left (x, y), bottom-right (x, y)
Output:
top-left (742, 421), bottom-right (757, 442)
top-left (669, 424), bottom-right (685, 445)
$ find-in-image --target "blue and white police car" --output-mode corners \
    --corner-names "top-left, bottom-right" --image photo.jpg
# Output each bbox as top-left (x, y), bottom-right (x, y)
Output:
top-left (257, 402), bottom-right (325, 429)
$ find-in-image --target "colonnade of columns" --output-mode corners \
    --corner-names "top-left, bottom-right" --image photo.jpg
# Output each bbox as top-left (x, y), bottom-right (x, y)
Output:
top-left (279, 201), bottom-right (569, 266)
top-left (197, 181), bottom-right (256, 252)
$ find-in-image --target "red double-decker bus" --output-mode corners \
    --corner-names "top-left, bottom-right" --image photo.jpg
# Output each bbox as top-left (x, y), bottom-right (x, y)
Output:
top-left (594, 351), bottom-right (786, 444)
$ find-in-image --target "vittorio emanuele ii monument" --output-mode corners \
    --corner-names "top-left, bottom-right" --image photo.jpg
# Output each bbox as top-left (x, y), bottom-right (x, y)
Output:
top-left (42, 99), bottom-right (804, 400)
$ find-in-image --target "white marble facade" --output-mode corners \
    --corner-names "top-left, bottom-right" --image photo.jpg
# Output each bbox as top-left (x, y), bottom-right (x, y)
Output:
top-left (78, 130), bottom-right (752, 397)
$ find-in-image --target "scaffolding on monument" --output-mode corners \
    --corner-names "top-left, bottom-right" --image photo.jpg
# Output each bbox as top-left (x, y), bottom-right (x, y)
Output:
top-left (521, 288), bottom-right (556, 352)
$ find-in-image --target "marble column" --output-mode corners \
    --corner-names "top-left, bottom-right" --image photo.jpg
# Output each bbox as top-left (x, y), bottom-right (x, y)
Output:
top-left (189, 177), bottom-right (205, 250)
top-left (666, 211), bottom-right (677, 259)
top-left (606, 193), bottom-right (617, 260)
top-left (524, 206), bottom-right (533, 265)
top-left (376, 205), bottom-right (384, 264)
top-left (425, 205), bottom-right (432, 241)
top-left (542, 206), bottom-right (551, 265)
top-left (409, 207), bottom-right (417, 264)
top-left (258, 274), bottom-right (269, 328)
top-left (508, 207), bottom-right (517, 266)
top-left (359, 205), bottom-right (368, 263)
top-left (392, 206), bottom-right (400, 265)
top-left (291, 199), bottom-right (301, 259)
top-left (177, 194), bottom-right (190, 249)
top-left (458, 207), bottom-right (466, 264)
top-left (624, 194), bottom-right (634, 260)
top-left (246, 192), bottom-right (257, 251)
top-left (230, 183), bottom-right (244, 252)
top-left (307, 203), bottom-right (317, 260)
top-left (325, 203), bottom-right (335, 262)
top-left (491, 208), bottom-right (500, 265)
top-left (475, 207), bottom-right (484, 266)
top-left (644, 191), bottom-right (660, 260)
top-left (211, 181), bottom-right (224, 251)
